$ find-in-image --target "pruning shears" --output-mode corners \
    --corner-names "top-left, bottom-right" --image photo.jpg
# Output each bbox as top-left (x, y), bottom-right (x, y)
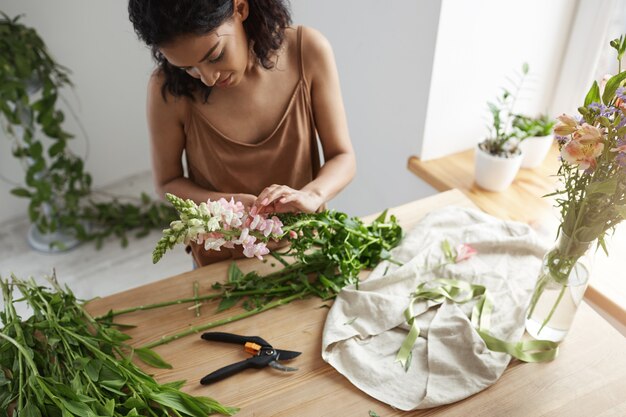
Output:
top-left (200, 332), bottom-right (301, 385)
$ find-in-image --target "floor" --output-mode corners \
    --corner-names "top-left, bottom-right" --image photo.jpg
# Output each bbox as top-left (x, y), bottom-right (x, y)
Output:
top-left (0, 172), bottom-right (191, 315)
top-left (1, 171), bottom-right (625, 336)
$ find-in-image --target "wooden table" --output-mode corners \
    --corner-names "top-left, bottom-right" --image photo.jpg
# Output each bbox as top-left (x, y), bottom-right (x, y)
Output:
top-left (87, 190), bottom-right (626, 417)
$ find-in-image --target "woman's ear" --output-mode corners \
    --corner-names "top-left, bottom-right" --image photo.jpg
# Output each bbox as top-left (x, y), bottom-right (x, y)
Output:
top-left (234, 0), bottom-right (249, 21)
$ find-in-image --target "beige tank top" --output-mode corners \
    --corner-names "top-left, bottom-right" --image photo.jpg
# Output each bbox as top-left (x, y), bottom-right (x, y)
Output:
top-left (184, 26), bottom-right (321, 266)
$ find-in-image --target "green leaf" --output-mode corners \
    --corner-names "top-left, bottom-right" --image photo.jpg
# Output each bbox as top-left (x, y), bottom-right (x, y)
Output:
top-left (48, 140), bottom-right (65, 157)
top-left (59, 399), bottom-right (93, 416)
top-left (586, 177), bottom-right (617, 196)
top-left (162, 380), bottom-right (186, 390)
top-left (584, 81), bottom-right (601, 107)
top-left (602, 71), bottom-right (626, 105)
top-left (21, 401), bottom-right (43, 417)
top-left (10, 187), bottom-right (31, 198)
top-left (149, 391), bottom-right (203, 416)
top-left (134, 347), bottom-right (173, 369)
top-left (369, 411), bottom-right (381, 417)
top-left (123, 397), bottom-right (147, 411)
top-left (217, 296), bottom-right (240, 312)
top-left (373, 209), bottom-right (388, 224)
top-left (227, 262), bottom-right (244, 283)
top-left (85, 359), bottom-right (102, 382)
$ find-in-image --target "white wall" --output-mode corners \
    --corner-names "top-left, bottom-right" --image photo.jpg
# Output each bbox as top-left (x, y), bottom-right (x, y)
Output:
top-left (0, 0), bottom-right (440, 223)
top-left (419, 0), bottom-right (577, 161)
top-left (291, 0), bottom-right (440, 215)
top-left (0, 0), bottom-right (155, 224)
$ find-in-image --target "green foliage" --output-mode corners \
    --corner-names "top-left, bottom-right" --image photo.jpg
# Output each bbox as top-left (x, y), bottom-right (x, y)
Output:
top-left (208, 209), bottom-right (403, 312)
top-left (512, 113), bottom-right (556, 139)
top-left (0, 13), bottom-right (175, 249)
top-left (481, 63), bottom-right (530, 157)
top-left (103, 207), bottom-right (403, 349)
top-left (0, 275), bottom-right (237, 416)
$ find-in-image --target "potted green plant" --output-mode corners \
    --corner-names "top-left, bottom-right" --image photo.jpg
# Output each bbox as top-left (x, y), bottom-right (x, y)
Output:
top-left (512, 113), bottom-right (556, 168)
top-left (0, 12), bottom-right (175, 251)
top-left (474, 64), bottom-right (528, 192)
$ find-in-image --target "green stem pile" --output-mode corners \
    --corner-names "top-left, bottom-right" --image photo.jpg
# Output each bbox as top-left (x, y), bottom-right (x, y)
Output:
top-left (0, 275), bottom-right (237, 417)
top-left (100, 210), bottom-right (404, 350)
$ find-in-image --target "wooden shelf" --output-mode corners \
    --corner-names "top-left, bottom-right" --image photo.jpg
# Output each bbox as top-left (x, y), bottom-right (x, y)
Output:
top-left (407, 144), bottom-right (560, 227)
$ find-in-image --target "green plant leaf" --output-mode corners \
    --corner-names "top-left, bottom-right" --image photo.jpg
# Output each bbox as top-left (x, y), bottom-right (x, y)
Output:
top-left (602, 71), bottom-right (626, 105)
top-left (227, 262), bottom-right (244, 283)
top-left (84, 359), bottom-right (102, 382)
top-left (586, 177), bottom-right (617, 196)
top-left (134, 347), bottom-right (172, 369)
top-left (21, 401), bottom-right (43, 417)
top-left (584, 81), bottom-right (601, 107)
top-left (217, 296), bottom-right (240, 312)
top-left (10, 187), bottom-right (31, 198)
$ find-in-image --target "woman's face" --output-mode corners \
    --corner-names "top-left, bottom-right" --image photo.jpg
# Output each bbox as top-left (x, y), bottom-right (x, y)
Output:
top-left (159, 14), bottom-right (250, 89)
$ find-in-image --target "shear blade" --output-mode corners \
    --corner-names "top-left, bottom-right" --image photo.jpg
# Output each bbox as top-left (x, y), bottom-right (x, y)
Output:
top-left (268, 360), bottom-right (298, 372)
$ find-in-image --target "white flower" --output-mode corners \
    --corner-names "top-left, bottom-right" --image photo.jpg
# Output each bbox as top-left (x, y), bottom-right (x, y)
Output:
top-left (250, 215), bottom-right (261, 230)
top-left (222, 209), bottom-right (234, 226)
top-left (208, 201), bottom-right (223, 217)
top-left (198, 202), bottom-right (211, 217)
top-left (169, 220), bottom-right (185, 231)
top-left (206, 217), bottom-right (220, 232)
top-left (204, 238), bottom-right (226, 251)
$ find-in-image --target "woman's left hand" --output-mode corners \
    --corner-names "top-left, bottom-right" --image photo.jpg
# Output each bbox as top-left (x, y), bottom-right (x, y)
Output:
top-left (254, 184), bottom-right (323, 214)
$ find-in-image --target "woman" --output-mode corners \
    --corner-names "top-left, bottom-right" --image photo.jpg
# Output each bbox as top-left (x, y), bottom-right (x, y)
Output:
top-left (128, 0), bottom-right (356, 266)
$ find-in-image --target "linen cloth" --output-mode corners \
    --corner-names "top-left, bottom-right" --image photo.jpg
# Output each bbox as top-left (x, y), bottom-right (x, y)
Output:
top-left (321, 206), bottom-right (548, 410)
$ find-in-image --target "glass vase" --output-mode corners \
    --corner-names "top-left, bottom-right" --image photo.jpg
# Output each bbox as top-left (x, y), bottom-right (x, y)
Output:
top-left (525, 234), bottom-right (594, 342)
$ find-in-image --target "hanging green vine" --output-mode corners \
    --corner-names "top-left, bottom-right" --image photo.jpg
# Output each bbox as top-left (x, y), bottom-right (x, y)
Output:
top-left (0, 12), bottom-right (175, 248)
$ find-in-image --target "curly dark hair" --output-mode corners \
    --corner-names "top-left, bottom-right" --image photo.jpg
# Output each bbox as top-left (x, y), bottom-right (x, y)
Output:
top-left (128, 0), bottom-right (292, 100)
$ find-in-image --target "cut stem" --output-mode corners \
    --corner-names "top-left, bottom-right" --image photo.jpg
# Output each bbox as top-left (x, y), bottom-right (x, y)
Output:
top-left (95, 286), bottom-right (295, 320)
top-left (141, 292), bottom-right (307, 349)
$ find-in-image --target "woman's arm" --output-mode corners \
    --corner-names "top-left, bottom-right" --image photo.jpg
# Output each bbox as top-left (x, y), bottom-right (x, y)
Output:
top-left (255, 27), bottom-right (356, 213)
top-left (146, 73), bottom-right (256, 206)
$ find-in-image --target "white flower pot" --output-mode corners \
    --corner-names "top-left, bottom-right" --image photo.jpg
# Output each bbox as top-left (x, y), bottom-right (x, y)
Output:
top-left (474, 144), bottom-right (522, 192)
top-left (519, 135), bottom-right (554, 168)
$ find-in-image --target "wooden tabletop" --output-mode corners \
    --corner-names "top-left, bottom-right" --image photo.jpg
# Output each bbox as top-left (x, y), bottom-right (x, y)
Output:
top-left (86, 189), bottom-right (626, 417)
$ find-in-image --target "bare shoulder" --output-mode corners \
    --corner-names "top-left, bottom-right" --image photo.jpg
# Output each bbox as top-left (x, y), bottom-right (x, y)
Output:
top-left (298, 26), bottom-right (336, 82)
top-left (146, 69), bottom-right (188, 123)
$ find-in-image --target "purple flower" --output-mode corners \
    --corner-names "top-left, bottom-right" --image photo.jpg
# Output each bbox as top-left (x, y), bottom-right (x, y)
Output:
top-left (587, 102), bottom-right (617, 118)
top-left (616, 86), bottom-right (626, 101)
top-left (555, 134), bottom-right (569, 144)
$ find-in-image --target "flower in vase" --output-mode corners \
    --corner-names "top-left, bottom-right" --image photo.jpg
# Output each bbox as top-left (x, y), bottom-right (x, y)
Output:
top-left (525, 34), bottom-right (626, 342)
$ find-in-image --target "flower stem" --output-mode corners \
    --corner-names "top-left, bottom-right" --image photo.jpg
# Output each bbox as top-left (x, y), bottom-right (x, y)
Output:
top-left (141, 292), bottom-right (307, 349)
top-left (537, 284), bottom-right (567, 334)
top-left (94, 286), bottom-right (294, 320)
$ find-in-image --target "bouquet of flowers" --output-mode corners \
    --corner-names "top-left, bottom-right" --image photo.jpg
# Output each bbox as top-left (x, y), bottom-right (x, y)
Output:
top-left (153, 194), bottom-right (285, 262)
top-left (526, 35), bottom-right (626, 341)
